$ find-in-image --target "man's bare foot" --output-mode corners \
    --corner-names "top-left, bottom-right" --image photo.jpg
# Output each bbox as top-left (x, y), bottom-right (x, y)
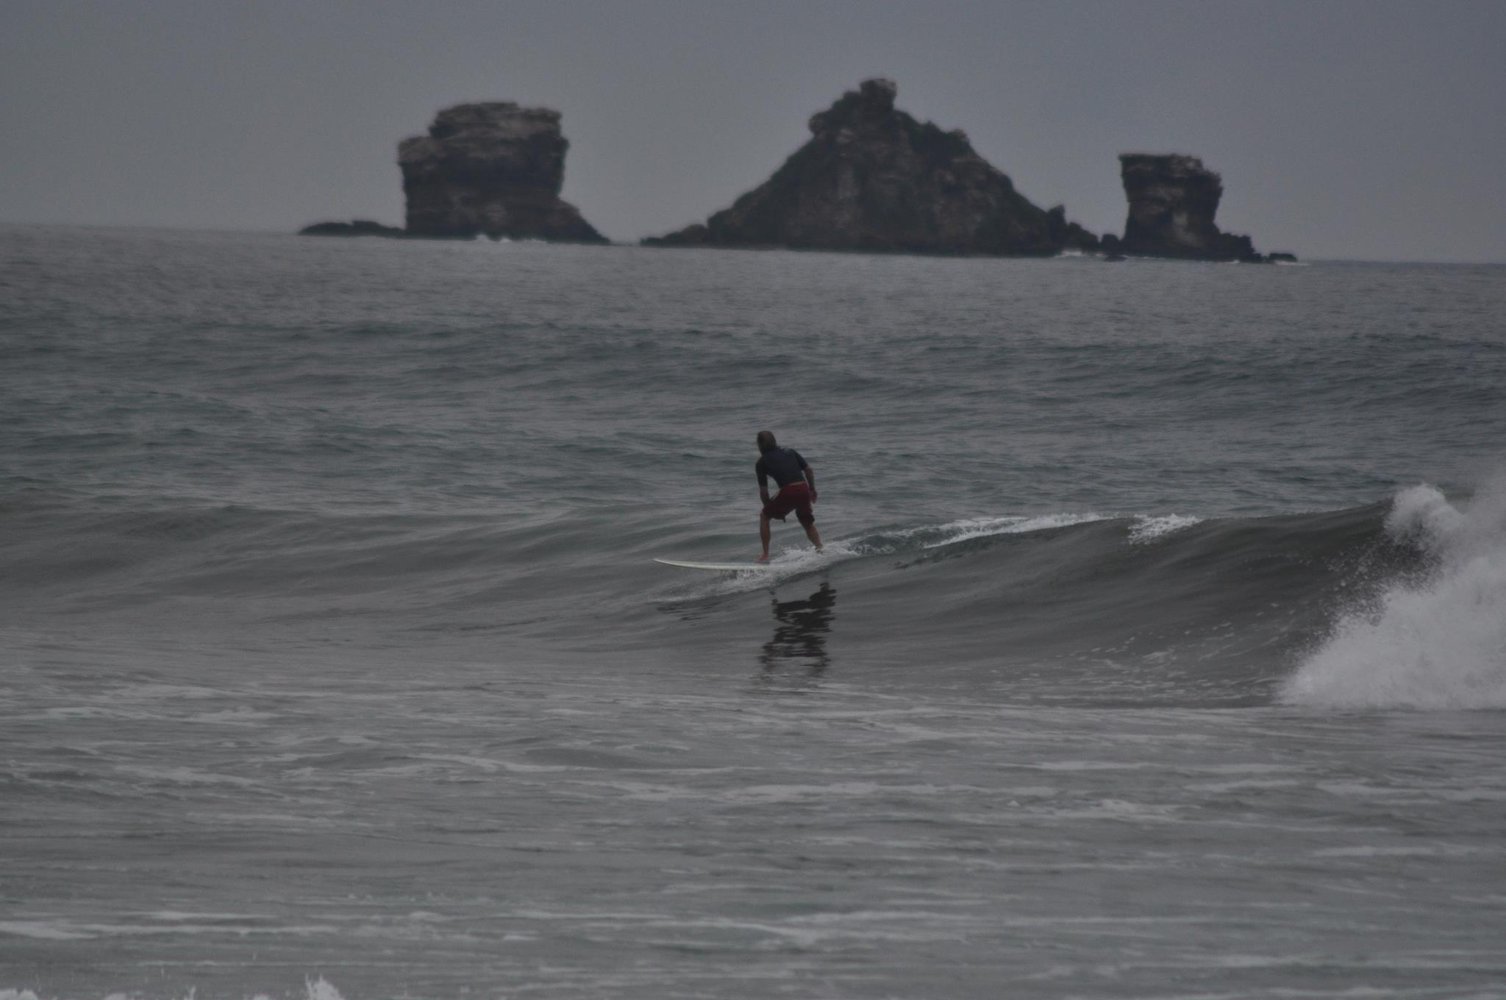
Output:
top-left (756, 554), bottom-right (770, 564)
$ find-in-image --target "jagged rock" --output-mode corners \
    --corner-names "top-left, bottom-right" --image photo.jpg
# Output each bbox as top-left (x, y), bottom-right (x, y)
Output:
top-left (1114, 154), bottom-right (1292, 262)
top-left (644, 79), bottom-right (1098, 256)
top-left (299, 219), bottom-right (406, 238)
top-left (398, 103), bottom-right (606, 243)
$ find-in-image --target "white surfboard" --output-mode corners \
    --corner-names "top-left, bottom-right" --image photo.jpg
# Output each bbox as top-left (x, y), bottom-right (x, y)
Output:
top-left (654, 558), bottom-right (773, 572)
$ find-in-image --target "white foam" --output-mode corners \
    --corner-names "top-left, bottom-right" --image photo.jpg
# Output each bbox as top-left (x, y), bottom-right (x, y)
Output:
top-left (1283, 478), bottom-right (1506, 709)
top-left (1384, 482), bottom-right (1466, 553)
top-left (1128, 513), bottom-right (1202, 543)
top-left (305, 978), bottom-right (346, 1000)
top-left (922, 512), bottom-right (1107, 548)
top-left (0, 985), bottom-right (329, 1000)
top-left (0, 921), bottom-right (94, 941)
top-left (703, 542), bottom-right (850, 594)
top-left (707, 514), bottom-right (1114, 589)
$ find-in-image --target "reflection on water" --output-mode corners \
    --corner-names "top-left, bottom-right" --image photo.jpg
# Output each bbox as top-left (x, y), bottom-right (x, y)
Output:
top-left (759, 582), bottom-right (836, 681)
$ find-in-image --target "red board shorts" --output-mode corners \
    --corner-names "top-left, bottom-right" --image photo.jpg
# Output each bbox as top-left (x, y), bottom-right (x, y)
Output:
top-left (763, 481), bottom-right (815, 525)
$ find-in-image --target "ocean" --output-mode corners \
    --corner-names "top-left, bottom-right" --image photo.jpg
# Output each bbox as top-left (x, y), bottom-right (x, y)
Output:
top-left (2, 224), bottom-right (1504, 999)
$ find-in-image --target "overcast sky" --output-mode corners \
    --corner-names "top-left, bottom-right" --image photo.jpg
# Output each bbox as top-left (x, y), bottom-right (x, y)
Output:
top-left (3, 0), bottom-right (1503, 262)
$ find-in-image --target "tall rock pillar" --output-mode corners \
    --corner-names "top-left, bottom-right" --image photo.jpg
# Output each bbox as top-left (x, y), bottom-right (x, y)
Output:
top-left (1112, 154), bottom-right (1263, 261)
top-left (398, 103), bottom-right (606, 242)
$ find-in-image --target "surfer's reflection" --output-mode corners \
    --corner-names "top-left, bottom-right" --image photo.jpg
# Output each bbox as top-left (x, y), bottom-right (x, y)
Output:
top-left (758, 582), bottom-right (837, 680)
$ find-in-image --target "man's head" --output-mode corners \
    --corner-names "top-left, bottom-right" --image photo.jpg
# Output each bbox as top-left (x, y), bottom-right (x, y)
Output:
top-left (756, 430), bottom-right (777, 453)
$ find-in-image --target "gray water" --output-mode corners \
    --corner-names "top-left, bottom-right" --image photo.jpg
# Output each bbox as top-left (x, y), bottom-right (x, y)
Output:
top-left (2, 225), bottom-right (1505, 998)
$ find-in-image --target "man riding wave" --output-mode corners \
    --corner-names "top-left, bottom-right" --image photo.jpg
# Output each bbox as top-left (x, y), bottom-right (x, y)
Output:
top-left (755, 430), bottom-right (823, 563)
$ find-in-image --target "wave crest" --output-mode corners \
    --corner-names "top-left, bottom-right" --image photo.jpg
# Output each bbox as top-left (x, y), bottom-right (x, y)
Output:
top-left (1283, 479), bottom-right (1506, 709)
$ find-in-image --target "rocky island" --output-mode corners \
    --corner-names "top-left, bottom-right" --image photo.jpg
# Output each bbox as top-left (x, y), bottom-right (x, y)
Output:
top-left (303, 87), bottom-right (1294, 262)
top-left (643, 78), bottom-right (1099, 257)
top-left (303, 102), bottom-right (606, 243)
top-left (400, 103), bottom-right (605, 242)
top-left (1101, 154), bottom-right (1293, 263)
top-left (298, 220), bottom-right (405, 238)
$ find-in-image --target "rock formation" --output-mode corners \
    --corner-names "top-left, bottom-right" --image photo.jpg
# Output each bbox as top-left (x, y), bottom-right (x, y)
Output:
top-left (643, 79), bottom-right (1098, 256)
top-left (397, 103), bottom-right (606, 242)
top-left (299, 220), bottom-right (406, 238)
top-left (1101, 154), bottom-right (1290, 262)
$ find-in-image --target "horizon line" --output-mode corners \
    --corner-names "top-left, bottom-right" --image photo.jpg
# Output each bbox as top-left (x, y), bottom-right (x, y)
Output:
top-left (2, 219), bottom-right (1503, 268)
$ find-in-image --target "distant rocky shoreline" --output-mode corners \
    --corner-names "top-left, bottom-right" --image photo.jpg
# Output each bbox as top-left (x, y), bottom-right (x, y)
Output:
top-left (303, 79), bottom-right (1293, 262)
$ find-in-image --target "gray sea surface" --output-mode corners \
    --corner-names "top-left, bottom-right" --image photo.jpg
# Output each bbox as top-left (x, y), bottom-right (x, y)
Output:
top-left (2, 225), bottom-right (1504, 998)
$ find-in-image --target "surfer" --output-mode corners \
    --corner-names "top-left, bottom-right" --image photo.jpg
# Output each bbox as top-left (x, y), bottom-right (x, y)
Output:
top-left (755, 430), bottom-right (823, 563)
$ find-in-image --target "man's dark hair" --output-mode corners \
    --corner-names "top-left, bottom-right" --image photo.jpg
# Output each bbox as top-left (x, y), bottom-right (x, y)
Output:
top-left (756, 430), bottom-right (777, 453)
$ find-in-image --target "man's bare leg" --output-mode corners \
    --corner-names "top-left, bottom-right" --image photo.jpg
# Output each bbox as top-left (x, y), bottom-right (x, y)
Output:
top-left (758, 513), bottom-right (772, 562)
top-left (804, 523), bottom-right (823, 551)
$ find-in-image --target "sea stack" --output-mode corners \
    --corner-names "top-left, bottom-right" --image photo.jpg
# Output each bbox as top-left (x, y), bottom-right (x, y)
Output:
top-left (643, 78), bottom-right (1098, 256)
top-left (397, 103), bottom-right (606, 243)
top-left (1102, 154), bottom-right (1289, 262)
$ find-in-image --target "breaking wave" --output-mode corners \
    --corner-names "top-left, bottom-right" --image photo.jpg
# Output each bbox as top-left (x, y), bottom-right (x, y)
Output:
top-left (1282, 480), bottom-right (1506, 709)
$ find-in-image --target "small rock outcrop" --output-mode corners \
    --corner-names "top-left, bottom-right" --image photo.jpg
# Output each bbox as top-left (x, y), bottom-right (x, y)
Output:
top-left (1101, 154), bottom-right (1291, 262)
top-left (397, 103), bottom-right (606, 243)
top-left (644, 79), bottom-right (1098, 256)
top-left (299, 220), bottom-right (406, 238)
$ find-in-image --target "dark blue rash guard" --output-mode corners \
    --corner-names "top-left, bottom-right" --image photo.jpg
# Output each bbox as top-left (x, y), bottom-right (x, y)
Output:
top-left (755, 447), bottom-right (808, 491)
